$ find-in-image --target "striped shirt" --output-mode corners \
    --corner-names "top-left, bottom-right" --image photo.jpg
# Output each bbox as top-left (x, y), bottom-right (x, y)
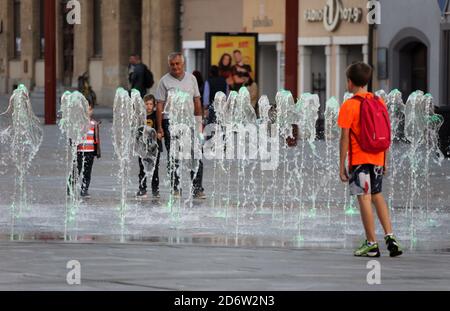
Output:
top-left (78, 120), bottom-right (96, 153)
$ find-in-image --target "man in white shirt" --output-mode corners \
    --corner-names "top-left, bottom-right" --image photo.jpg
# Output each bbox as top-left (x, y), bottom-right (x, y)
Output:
top-left (155, 52), bottom-right (206, 199)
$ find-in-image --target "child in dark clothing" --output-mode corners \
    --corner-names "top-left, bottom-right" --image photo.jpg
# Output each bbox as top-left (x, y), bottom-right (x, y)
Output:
top-left (136, 94), bottom-right (163, 199)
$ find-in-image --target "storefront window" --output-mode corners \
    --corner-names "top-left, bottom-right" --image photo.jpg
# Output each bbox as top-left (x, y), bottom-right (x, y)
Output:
top-left (195, 49), bottom-right (206, 79)
top-left (13, 0), bottom-right (21, 58)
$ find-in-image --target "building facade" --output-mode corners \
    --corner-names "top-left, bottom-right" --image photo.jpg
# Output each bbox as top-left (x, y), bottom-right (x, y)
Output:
top-left (0, 0), bottom-right (179, 105)
top-left (182, 0), bottom-right (285, 103)
top-left (1, 0), bottom-right (448, 108)
top-left (299, 0), bottom-right (371, 113)
top-left (377, 0), bottom-right (450, 107)
top-left (182, 0), bottom-right (372, 107)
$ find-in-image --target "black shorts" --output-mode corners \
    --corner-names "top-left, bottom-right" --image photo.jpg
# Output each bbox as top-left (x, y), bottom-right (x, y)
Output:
top-left (349, 164), bottom-right (384, 196)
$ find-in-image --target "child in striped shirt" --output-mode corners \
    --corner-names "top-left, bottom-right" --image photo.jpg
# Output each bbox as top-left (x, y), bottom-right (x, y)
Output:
top-left (76, 103), bottom-right (101, 198)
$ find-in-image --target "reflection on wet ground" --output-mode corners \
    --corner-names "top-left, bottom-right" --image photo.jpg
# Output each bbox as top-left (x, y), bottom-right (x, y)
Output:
top-left (0, 123), bottom-right (449, 252)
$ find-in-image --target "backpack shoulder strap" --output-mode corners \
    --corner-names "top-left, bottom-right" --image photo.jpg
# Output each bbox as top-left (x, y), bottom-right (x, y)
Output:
top-left (353, 94), bottom-right (380, 102)
top-left (351, 94), bottom-right (365, 102)
top-left (347, 95), bottom-right (363, 172)
top-left (348, 129), bottom-right (353, 173)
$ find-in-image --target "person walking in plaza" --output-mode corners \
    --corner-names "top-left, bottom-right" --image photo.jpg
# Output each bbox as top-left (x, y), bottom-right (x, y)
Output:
top-left (71, 102), bottom-right (101, 198)
top-left (128, 54), bottom-right (154, 98)
top-left (338, 61), bottom-right (403, 257)
top-left (136, 94), bottom-right (163, 199)
top-left (155, 52), bottom-right (206, 199)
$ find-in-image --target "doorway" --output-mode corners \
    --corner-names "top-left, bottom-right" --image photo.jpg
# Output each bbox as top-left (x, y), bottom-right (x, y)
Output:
top-left (258, 44), bottom-right (278, 103)
top-left (399, 41), bottom-right (428, 100)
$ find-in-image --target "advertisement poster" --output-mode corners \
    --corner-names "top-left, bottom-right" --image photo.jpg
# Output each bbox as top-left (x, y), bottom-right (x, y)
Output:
top-left (206, 33), bottom-right (259, 82)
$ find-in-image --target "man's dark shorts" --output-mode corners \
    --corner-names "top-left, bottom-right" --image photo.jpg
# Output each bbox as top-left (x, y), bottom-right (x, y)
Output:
top-left (349, 164), bottom-right (384, 196)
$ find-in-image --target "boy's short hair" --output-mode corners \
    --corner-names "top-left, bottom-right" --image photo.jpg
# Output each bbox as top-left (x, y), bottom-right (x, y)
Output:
top-left (346, 61), bottom-right (373, 87)
top-left (143, 94), bottom-right (156, 104)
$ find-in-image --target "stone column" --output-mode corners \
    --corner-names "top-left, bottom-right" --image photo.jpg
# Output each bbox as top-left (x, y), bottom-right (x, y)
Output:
top-left (299, 46), bottom-right (312, 94)
top-left (20, 0), bottom-right (40, 90)
top-left (0, 0), bottom-right (13, 94)
top-left (362, 44), bottom-right (369, 64)
top-left (100, 0), bottom-right (178, 105)
top-left (335, 45), bottom-right (347, 102)
top-left (140, 0), bottom-right (178, 86)
top-left (276, 41), bottom-right (283, 91)
top-left (56, 0), bottom-right (63, 86)
top-left (101, 0), bottom-right (126, 105)
top-left (325, 45), bottom-right (332, 99)
top-left (149, 0), bottom-right (178, 82)
top-left (141, 0), bottom-right (152, 69)
top-left (73, 0), bottom-right (93, 84)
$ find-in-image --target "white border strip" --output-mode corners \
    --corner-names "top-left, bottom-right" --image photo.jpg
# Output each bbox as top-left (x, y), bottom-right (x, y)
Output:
top-left (298, 36), bottom-right (332, 46)
top-left (298, 37), bottom-right (331, 46)
top-left (183, 34), bottom-right (284, 49)
top-left (183, 35), bottom-right (367, 49)
top-left (332, 36), bottom-right (368, 45)
top-left (298, 36), bottom-right (368, 46)
top-left (259, 33), bottom-right (284, 43)
top-left (182, 40), bottom-right (205, 49)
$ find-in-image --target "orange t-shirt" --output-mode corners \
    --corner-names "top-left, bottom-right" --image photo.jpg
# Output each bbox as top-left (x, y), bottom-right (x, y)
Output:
top-left (337, 91), bottom-right (386, 167)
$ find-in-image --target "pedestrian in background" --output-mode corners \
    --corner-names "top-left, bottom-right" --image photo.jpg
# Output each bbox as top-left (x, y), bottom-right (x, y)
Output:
top-left (128, 54), bottom-right (154, 98)
top-left (203, 65), bottom-right (228, 125)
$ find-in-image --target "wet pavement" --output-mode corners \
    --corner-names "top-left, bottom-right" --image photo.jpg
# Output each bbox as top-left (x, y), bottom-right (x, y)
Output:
top-left (1, 96), bottom-right (450, 290)
top-left (0, 241), bottom-right (449, 291)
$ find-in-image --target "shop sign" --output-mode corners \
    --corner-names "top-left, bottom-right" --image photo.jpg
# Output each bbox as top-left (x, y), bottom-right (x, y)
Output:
top-left (253, 16), bottom-right (274, 28)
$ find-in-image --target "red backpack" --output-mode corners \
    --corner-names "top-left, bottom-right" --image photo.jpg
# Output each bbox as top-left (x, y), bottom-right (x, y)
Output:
top-left (353, 95), bottom-right (391, 154)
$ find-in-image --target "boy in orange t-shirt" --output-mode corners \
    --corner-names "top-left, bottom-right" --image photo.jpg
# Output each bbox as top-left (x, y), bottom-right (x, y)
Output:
top-left (338, 62), bottom-right (402, 257)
